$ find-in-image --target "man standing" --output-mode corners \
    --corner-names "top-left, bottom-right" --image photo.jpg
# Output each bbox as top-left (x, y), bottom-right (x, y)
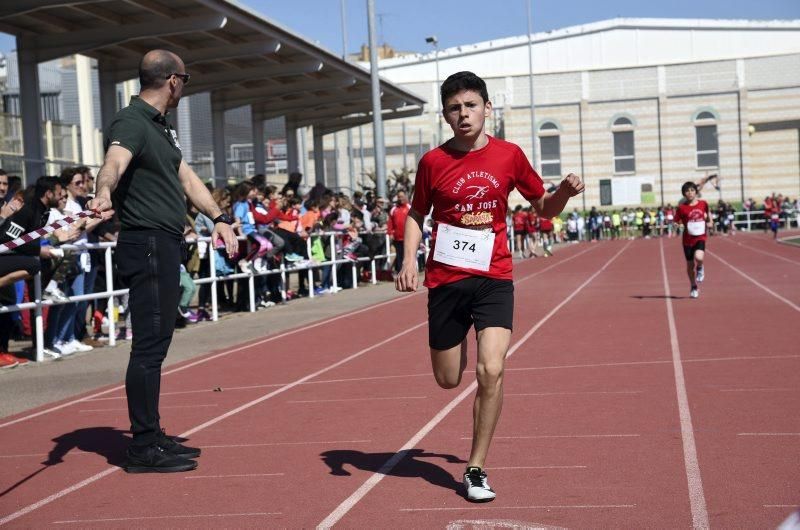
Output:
top-left (396, 71), bottom-right (583, 502)
top-left (387, 190), bottom-right (411, 274)
top-left (88, 50), bottom-right (237, 473)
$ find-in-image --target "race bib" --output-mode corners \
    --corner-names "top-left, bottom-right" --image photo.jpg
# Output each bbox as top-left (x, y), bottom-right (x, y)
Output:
top-left (433, 223), bottom-right (495, 272)
top-left (687, 220), bottom-right (706, 236)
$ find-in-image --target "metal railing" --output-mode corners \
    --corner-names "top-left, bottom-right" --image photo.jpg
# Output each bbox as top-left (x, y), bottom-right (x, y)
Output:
top-left (0, 230), bottom-right (406, 363)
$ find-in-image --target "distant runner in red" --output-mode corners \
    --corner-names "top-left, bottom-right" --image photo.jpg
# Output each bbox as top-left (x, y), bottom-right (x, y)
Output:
top-left (395, 71), bottom-right (584, 502)
top-left (675, 181), bottom-right (712, 299)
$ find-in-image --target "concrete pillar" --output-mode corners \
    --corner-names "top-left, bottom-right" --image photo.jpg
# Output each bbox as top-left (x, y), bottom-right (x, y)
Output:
top-left (17, 41), bottom-right (44, 181)
top-left (298, 127), bottom-right (308, 184)
top-left (97, 61), bottom-right (117, 132)
top-left (251, 108), bottom-right (265, 175)
top-left (76, 55), bottom-right (97, 166)
top-left (210, 93), bottom-right (226, 184)
top-left (333, 132), bottom-right (340, 189)
top-left (347, 128), bottom-right (355, 192)
top-left (285, 119), bottom-right (299, 174)
top-left (313, 128), bottom-right (325, 185)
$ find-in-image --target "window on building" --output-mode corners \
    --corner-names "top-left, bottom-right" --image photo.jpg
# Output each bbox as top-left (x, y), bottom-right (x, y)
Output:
top-left (694, 111), bottom-right (719, 169)
top-left (612, 116), bottom-right (635, 173)
top-left (538, 121), bottom-right (561, 177)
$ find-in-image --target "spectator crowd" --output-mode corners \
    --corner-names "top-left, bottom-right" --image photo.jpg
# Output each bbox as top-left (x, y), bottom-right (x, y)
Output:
top-left (1, 164), bottom-right (798, 368)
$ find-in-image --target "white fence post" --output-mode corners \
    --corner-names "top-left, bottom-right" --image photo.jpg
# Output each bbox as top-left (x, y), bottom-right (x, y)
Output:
top-left (104, 246), bottom-right (116, 347)
top-left (307, 238), bottom-right (314, 298)
top-left (330, 233), bottom-right (338, 293)
top-left (33, 273), bottom-right (44, 362)
top-left (209, 246), bottom-right (219, 321)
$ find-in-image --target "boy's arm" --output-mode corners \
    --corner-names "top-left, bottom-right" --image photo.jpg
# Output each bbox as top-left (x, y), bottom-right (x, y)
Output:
top-left (531, 174), bottom-right (584, 218)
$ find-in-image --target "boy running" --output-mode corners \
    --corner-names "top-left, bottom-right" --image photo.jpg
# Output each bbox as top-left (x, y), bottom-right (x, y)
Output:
top-left (675, 181), bottom-right (712, 298)
top-left (395, 71), bottom-right (584, 502)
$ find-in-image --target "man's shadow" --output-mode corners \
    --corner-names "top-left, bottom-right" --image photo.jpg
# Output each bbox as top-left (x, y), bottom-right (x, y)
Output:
top-left (320, 448), bottom-right (466, 495)
top-left (0, 426), bottom-right (130, 498)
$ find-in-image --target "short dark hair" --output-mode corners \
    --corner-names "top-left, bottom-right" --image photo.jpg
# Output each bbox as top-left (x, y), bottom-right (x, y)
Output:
top-left (34, 176), bottom-right (60, 200)
top-left (59, 167), bottom-right (81, 187)
top-left (681, 181), bottom-right (698, 195)
top-left (232, 181), bottom-right (254, 202)
top-left (440, 71), bottom-right (489, 108)
top-left (138, 50), bottom-right (181, 90)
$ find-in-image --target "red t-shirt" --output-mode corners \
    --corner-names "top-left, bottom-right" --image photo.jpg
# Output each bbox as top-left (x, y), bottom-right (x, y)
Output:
top-left (675, 200), bottom-right (709, 246)
top-left (512, 212), bottom-right (527, 232)
top-left (527, 211), bottom-right (539, 233)
top-left (411, 136), bottom-right (545, 288)
top-left (387, 203), bottom-right (411, 241)
top-left (538, 217), bottom-right (553, 232)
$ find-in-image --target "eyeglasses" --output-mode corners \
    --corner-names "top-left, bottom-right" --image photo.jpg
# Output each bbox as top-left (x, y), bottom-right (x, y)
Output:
top-left (166, 73), bottom-right (191, 84)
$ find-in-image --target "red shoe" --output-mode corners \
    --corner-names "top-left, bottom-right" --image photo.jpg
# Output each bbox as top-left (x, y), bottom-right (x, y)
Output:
top-left (0, 353), bottom-right (20, 369)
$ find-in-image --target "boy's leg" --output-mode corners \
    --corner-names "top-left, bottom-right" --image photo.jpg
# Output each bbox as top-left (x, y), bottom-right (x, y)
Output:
top-left (469, 326), bottom-right (511, 468)
top-left (429, 340), bottom-right (468, 389)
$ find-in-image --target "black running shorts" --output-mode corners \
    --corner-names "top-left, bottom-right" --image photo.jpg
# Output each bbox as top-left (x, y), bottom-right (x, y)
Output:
top-left (683, 241), bottom-right (705, 262)
top-left (427, 276), bottom-right (514, 350)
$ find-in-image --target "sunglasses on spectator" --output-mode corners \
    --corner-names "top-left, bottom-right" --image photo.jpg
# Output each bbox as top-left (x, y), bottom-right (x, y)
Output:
top-left (166, 73), bottom-right (191, 84)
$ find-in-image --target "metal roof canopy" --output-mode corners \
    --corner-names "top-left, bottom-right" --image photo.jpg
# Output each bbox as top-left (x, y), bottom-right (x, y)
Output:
top-left (1, 0), bottom-right (425, 179)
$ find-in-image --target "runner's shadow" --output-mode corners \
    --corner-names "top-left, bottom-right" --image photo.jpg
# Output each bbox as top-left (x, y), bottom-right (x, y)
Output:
top-left (0, 426), bottom-right (130, 498)
top-left (630, 295), bottom-right (688, 300)
top-left (320, 448), bottom-right (466, 494)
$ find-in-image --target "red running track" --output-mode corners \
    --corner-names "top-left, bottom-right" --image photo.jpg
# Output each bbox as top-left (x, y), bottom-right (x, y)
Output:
top-left (0, 236), bottom-right (797, 528)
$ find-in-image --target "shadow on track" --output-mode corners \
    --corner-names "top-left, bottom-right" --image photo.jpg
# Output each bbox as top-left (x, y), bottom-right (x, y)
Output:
top-left (630, 295), bottom-right (688, 300)
top-left (0, 426), bottom-right (129, 498)
top-left (320, 448), bottom-right (466, 494)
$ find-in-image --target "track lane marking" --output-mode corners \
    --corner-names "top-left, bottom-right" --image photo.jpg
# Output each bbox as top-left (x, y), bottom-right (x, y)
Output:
top-left (659, 239), bottom-right (709, 530)
top-left (0, 245), bottom-right (600, 526)
top-left (707, 250), bottom-right (800, 312)
top-left (317, 242), bottom-right (631, 529)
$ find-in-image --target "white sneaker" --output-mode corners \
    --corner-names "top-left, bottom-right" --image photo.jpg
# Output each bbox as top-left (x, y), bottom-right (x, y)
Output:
top-left (253, 258), bottom-right (268, 273)
top-left (53, 341), bottom-right (75, 356)
top-left (463, 467), bottom-right (496, 502)
top-left (238, 259), bottom-right (253, 274)
top-left (696, 267), bottom-right (705, 283)
top-left (67, 339), bottom-right (93, 352)
top-left (43, 287), bottom-right (70, 303)
top-left (690, 288), bottom-right (699, 299)
top-left (42, 348), bottom-right (61, 360)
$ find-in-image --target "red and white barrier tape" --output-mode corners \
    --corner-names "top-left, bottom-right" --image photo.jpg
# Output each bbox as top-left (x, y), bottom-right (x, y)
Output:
top-left (0, 209), bottom-right (99, 254)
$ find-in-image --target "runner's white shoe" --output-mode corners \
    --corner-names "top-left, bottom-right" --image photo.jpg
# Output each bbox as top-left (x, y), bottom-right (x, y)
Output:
top-left (696, 266), bottom-right (704, 283)
top-left (690, 288), bottom-right (699, 299)
top-left (463, 466), bottom-right (496, 502)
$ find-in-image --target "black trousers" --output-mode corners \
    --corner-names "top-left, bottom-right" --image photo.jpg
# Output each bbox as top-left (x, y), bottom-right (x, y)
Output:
top-left (392, 240), bottom-right (405, 273)
top-left (116, 230), bottom-right (182, 447)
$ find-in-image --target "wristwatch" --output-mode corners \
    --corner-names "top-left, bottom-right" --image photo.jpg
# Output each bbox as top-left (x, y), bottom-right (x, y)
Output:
top-left (212, 213), bottom-right (233, 225)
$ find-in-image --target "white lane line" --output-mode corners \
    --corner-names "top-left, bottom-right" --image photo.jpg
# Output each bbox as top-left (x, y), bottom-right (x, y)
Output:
top-left (52, 512), bottom-right (281, 524)
top-left (719, 388), bottom-right (794, 392)
top-left (470, 434), bottom-right (640, 440)
top-left (78, 404), bottom-right (218, 413)
top-left (74, 246), bottom-right (595, 405)
top-left (765, 505), bottom-right (799, 508)
top-left (185, 473), bottom-right (285, 479)
top-left (0, 291), bottom-right (422, 429)
top-left (726, 239), bottom-right (800, 266)
top-left (0, 243), bottom-right (594, 526)
top-left (709, 250), bottom-right (800, 312)
top-left (202, 440), bottom-right (372, 448)
top-left (317, 242), bottom-right (631, 529)
top-left (487, 466), bottom-right (588, 470)
top-left (84, 384), bottom-right (288, 401)
top-left (506, 391), bottom-right (643, 397)
top-left (287, 396), bottom-right (427, 404)
top-left (660, 239), bottom-right (709, 530)
top-left (508, 359), bottom-right (671, 372)
top-left (684, 354), bottom-right (800, 364)
top-left (401, 504), bottom-right (637, 512)
top-left (737, 433), bottom-right (800, 437)
top-left (0, 323), bottom-right (426, 527)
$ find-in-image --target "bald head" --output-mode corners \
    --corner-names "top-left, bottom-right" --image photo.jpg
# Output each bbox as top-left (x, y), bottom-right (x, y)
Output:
top-left (138, 50), bottom-right (183, 90)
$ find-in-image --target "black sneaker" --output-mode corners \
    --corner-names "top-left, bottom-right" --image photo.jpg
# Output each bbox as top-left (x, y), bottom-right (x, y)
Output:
top-left (124, 444), bottom-right (198, 473)
top-left (463, 466), bottom-right (496, 502)
top-left (158, 430), bottom-right (201, 459)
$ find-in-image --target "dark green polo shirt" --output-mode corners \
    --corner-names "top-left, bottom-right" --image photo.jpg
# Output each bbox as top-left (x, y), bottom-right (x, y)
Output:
top-left (104, 96), bottom-right (185, 236)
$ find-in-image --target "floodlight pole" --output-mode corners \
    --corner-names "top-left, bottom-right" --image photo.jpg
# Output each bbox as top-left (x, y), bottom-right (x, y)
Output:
top-left (367, 0), bottom-right (387, 199)
top-left (341, 0), bottom-right (356, 192)
top-left (527, 0), bottom-right (537, 169)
